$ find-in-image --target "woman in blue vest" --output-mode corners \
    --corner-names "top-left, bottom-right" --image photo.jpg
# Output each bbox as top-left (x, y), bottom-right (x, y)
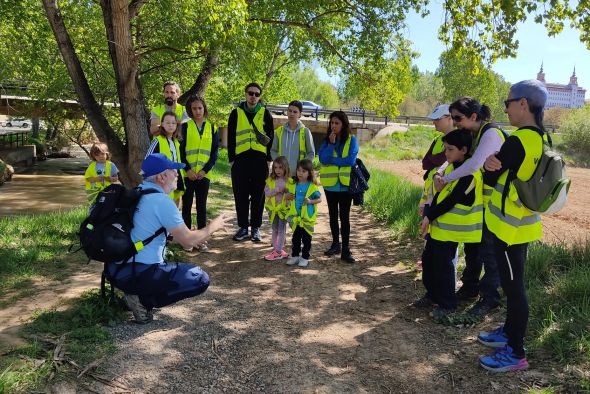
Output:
top-left (478, 79), bottom-right (548, 372)
top-left (319, 111), bottom-right (359, 263)
top-left (180, 96), bottom-right (219, 252)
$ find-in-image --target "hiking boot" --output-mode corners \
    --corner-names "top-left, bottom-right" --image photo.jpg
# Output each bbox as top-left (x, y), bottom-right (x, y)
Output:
top-left (341, 250), bottom-right (356, 264)
top-left (298, 258), bottom-right (309, 267)
top-left (430, 306), bottom-right (455, 320)
top-left (123, 293), bottom-right (152, 324)
top-left (324, 243), bottom-right (341, 256)
top-left (478, 325), bottom-right (508, 348)
top-left (455, 286), bottom-right (478, 302)
top-left (411, 295), bottom-right (433, 308)
top-left (479, 345), bottom-right (529, 373)
top-left (251, 227), bottom-right (262, 242)
top-left (286, 256), bottom-right (300, 266)
top-left (264, 250), bottom-right (283, 261)
top-left (233, 227), bottom-right (249, 241)
top-left (467, 299), bottom-right (499, 318)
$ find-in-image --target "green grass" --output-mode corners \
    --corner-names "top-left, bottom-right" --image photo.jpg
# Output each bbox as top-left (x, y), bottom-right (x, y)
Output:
top-left (362, 125), bottom-right (438, 161)
top-left (363, 167), bottom-right (422, 239)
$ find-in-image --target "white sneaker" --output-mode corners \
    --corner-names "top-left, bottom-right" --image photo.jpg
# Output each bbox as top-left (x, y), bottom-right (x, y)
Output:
top-left (286, 256), bottom-right (300, 265)
top-left (298, 258), bottom-right (309, 267)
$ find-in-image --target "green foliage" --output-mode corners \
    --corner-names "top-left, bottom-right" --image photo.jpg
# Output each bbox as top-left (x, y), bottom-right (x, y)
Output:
top-left (436, 50), bottom-right (511, 121)
top-left (291, 67), bottom-right (340, 108)
top-left (561, 104), bottom-right (590, 159)
top-left (363, 168), bottom-right (422, 239)
top-left (399, 71), bottom-right (446, 116)
top-left (362, 125), bottom-right (437, 161)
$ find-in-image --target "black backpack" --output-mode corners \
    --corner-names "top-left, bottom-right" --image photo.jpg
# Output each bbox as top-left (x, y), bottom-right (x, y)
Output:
top-left (79, 184), bottom-right (165, 264)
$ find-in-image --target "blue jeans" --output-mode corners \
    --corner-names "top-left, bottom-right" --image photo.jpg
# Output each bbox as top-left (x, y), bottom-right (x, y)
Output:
top-left (106, 261), bottom-right (210, 310)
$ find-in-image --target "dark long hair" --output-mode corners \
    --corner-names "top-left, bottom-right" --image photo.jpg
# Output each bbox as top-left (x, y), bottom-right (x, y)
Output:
top-left (292, 158), bottom-right (318, 184)
top-left (325, 111), bottom-right (351, 143)
top-left (449, 96), bottom-right (491, 122)
top-left (529, 104), bottom-right (546, 133)
top-left (185, 95), bottom-right (209, 119)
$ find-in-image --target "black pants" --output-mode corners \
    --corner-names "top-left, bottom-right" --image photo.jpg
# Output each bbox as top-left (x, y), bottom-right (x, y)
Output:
top-left (182, 177), bottom-right (210, 229)
top-left (493, 234), bottom-right (528, 358)
top-left (324, 190), bottom-right (353, 250)
top-left (292, 226), bottom-right (312, 259)
top-left (231, 157), bottom-right (268, 229)
top-left (460, 222), bottom-right (501, 304)
top-left (421, 237), bottom-right (457, 310)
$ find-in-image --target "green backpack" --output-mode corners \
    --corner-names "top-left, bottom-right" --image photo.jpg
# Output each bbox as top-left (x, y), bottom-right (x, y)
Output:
top-left (508, 133), bottom-right (570, 214)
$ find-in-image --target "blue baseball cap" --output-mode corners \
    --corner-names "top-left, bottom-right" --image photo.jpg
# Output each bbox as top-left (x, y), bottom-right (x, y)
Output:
top-left (141, 153), bottom-right (184, 178)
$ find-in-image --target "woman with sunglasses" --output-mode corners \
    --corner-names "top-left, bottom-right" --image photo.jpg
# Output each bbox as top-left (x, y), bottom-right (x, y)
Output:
top-left (478, 79), bottom-right (548, 372)
top-left (434, 97), bottom-right (505, 318)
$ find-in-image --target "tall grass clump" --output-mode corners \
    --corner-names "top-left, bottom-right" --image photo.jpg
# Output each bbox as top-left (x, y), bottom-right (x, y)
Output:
top-left (560, 104), bottom-right (590, 166)
top-left (362, 125), bottom-right (437, 161)
top-left (363, 168), bottom-right (421, 239)
top-left (526, 241), bottom-right (590, 366)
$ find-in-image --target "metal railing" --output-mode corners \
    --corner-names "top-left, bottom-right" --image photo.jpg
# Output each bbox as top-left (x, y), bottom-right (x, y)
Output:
top-left (265, 104), bottom-right (390, 126)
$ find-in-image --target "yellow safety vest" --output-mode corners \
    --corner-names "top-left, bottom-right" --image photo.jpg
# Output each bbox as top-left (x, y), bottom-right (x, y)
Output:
top-left (156, 135), bottom-right (185, 199)
top-left (419, 134), bottom-right (445, 206)
top-left (185, 120), bottom-right (214, 180)
top-left (275, 125), bottom-right (306, 160)
top-left (320, 136), bottom-right (352, 187)
top-left (152, 104), bottom-right (184, 122)
top-left (84, 161), bottom-right (112, 204)
top-left (430, 161), bottom-right (484, 243)
top-left (485, 128), bottom-right (543, 245)
top-left (264, 178), bottom-right (289, 223)
top-left (235, 107), bottom-right (267, 155)
top-left (285, 180), bottom-right (319, 236)
top-left (474, 123), bottom-right (506, 205)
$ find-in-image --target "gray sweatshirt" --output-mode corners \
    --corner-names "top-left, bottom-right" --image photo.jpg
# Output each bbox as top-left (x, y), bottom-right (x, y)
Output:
top-left (270, 120), bottom-right (315, 176)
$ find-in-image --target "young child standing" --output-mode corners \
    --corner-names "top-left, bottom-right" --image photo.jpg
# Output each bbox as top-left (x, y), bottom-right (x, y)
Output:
top-left (263, 156), bottom-right (290, 261)
top-left (146, 111), bottom-right (185, 206)
top-left (415, 129), bottom-right (483, 320)
top-left (84, 142), bottom-right (119, 206)
top-left (285, 159), bottom-right (322, 268)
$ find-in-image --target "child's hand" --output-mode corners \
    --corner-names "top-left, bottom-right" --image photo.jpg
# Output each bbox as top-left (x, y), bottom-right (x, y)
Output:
top-left (418, 205), bottom-right (424, 217)
top-left (286, 193), bottom-right (294, 200)
top-left (109, 176), bottom-right (118, 182)
top-left (304, 197), bottom-right (310, 205)
top-left (433, 175), bottom-right (445, 192)
top-left (420, 217), bottom-right (430, 239)
top-left (186, 169), bottom-right (198, 181)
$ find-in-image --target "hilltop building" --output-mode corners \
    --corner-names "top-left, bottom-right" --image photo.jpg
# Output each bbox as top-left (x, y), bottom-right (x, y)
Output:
top-left (536, 65), bottom-right (586, 108)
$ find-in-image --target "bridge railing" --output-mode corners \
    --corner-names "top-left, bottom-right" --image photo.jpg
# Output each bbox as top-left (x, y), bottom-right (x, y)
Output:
top-left (265, 104), bottom-right (391, 126)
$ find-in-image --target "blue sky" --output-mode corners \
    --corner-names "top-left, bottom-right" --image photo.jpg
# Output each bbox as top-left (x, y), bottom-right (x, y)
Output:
top-left (318, 5), bottom-right (590, 96)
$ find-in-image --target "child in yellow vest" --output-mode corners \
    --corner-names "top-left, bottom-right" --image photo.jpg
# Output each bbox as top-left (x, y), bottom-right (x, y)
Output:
top-left (84, 142), bottom-right (119, 207)
top-left (263, 156), bottom-right (291, 261)
top-left (146, 111), bottom-right (185, 206)
top-left (415, 129), bottom-right (483, 320)
top-left (285, 159), bottom-right (322, 268)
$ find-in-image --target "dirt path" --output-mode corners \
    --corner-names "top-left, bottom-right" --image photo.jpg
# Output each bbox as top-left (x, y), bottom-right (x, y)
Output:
top-left (366, 158), bottom-right (590, 244)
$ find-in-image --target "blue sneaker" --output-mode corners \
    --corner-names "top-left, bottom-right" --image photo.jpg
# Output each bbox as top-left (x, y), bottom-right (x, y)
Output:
top-left (478, 325), bottom-right (508, 348)
top-left (479, 346), bottom-right (529, 372)
top-left (233, 227), bottom-right (249, 241)
top-left (251, 227), bottom-right (262, 242)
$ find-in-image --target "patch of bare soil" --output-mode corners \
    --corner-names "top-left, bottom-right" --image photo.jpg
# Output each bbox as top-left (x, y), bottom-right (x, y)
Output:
top-left (366, 158), bottom-right (590, 244)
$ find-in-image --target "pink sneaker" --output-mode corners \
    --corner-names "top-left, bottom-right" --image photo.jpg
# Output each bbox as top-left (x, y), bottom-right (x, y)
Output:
top-left (264, 251), bottom-right (283, 261)
top-left (280, 250), bottom-right (289, 258)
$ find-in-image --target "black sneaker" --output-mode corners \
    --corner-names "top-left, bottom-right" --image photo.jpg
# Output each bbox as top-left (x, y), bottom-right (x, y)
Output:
top-left (251, 227), bottom-right (262, 242)
top-left (324, 243), bottom-right (341, 256)
top-left (455, 286), bottom-right (479, 302)
top-left (233, 227), bottom-right (249, 241)
top-left (430, 306), bottom-right (455, 321)
top-left (341, 250), bottom-right (356, 264)
top-left (467, 299), bottom-right (499, 317)
top-left (411, 296), bottom-right (433, 308)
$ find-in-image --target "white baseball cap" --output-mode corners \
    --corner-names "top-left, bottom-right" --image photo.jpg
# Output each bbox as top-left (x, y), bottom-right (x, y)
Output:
top-left (428, 104), bottom-right (450, 120)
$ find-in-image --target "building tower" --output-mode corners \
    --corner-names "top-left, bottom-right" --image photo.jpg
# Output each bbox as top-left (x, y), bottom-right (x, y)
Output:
top-left (537, 62), bottom-right (545, 83)
top-left (569, 67), bottom-right (578, 86)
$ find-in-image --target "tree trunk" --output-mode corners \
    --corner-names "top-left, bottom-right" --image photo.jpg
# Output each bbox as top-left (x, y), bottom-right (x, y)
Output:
top-left (179, 48), bottom-right (220, 104)
top-left (262, 35), bottom-right (286, 93)
top-left (31, 117), bottom-right (40, 139)
top-left (101, 0), bottom-right (148, 186)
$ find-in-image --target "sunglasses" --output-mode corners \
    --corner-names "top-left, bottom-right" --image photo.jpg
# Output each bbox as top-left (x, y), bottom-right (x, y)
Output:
top-left (504, 97), bottom-right (523, 108)
top-left (247, 91), bottom-right (261, 97)
top-left (451, 115), bottom-right (465, 122)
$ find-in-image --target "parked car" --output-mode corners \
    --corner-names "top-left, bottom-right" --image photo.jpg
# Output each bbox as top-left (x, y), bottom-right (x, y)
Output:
top-left (272, 100), bottom-right (323, 117)
top-left (5, 117), bottom-right (30, 128)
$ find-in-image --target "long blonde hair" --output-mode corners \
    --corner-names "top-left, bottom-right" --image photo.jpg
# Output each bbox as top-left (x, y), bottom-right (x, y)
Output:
top-left (270, 156), bottom-right (290, 180)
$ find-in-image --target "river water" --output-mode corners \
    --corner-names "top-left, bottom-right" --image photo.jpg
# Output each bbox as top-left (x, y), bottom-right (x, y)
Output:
top-left (0, 149), bottom-right (90, 217)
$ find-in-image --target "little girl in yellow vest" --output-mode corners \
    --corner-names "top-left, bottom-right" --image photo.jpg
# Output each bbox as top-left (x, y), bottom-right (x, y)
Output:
top-left (285, 159), bottom-right (322, 268)
top-left (146, 111), bottom-right (185, 206)
top-left (263, 156), bottom-right (290, 261)
top-left (84, 142), bottom-right (119, 207)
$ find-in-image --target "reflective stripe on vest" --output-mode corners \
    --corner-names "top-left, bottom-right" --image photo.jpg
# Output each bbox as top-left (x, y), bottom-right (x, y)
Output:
top-left (235, 107), bottom-right (267, 155)
top-left (185, 120), bottom-right (213, 180)
top-left (264, 178), bottom-right (288, 223)
top-left (156, 135), bottom-right (186, 199)
top-left (429, 161), bottom-right (484, 243)
top-left (320, 136), bottom-right (352, 187)
top-left (485, 128), bottom-right (543, 245)
top-left (284, 181), bottom-right (319, 236)
top-left (84, 160), bottom-right (112, 204)
top-left (275, 125), bottom-right (306, 160)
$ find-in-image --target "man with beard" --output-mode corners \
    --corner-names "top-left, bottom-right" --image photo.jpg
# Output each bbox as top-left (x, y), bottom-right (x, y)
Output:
top-left (105, 153), bottom-right (230, 324)
top-left (150, 81), bottom-right (189, 137)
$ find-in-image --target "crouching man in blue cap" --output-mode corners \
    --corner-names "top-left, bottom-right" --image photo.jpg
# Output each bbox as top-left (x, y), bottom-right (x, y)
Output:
top-left (106, 153), bottom-right (230, 324)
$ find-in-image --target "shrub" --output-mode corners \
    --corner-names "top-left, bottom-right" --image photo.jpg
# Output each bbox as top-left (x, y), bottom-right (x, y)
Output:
top-left (561, 104), bottom-right (590, 156)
